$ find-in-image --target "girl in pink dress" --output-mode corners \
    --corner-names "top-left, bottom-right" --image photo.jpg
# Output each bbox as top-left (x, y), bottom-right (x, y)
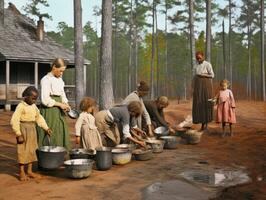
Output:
top-left (215, 79), bottom-right (236, 137)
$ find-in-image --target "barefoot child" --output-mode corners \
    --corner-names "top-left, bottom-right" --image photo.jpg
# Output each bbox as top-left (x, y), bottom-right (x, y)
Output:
top-left (215, 79), bottom-right (236, 137)
top-left (10, 86), bottom-right (52, 181)
top-left (75, 97), bottom-right (102, 150)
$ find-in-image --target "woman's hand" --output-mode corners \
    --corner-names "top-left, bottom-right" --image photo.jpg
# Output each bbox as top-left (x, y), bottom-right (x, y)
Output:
top-left (60, 103), bottom-right (71, 111)
top-left (138, 141), bottom-right (146, 148)
top-left (16, 136), bottom-right (24, 144)
top-left (169, 127), bottom-right (175, 133)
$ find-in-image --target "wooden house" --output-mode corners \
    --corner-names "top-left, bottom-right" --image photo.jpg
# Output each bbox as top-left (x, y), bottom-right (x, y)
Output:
top-left (0, 3), bottom-right (89, 110)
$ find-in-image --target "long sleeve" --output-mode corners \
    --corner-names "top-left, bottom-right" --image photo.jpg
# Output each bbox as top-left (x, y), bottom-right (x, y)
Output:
top-left (35, 105), bottom-right (49, 131)
top-left (123, 92), bottom-right (151, 125)
top-left (206, 62), bottom-right (215, 78)
top-left (146, 102), bottom-right (168, 127)
top-left (156, 109), bottom-right (168, 127)
top-left (140, 98), bottom-right (151, 125)
top-left (75, 115), bottom-right (84, 137)
top-left (61, 81), bottom-right (68, 104)
top-left (10, 103), bottom-right (23, 136)
top-left (229, 90), bottom-right (236, 108)
top-left (41, 76), bottom-right (56, 107)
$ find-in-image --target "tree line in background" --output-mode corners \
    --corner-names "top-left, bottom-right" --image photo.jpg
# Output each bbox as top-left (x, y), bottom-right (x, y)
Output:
top-left (25, 0), bottom-right (265, 103)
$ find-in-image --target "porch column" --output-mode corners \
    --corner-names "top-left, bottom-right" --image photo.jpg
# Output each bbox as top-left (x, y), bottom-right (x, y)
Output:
top-left (34, 62), bottom-right (38, 89)
top-left (83, 64), bottom-right (86, 94)
top-left (5, 60), bottom-right (10, 111)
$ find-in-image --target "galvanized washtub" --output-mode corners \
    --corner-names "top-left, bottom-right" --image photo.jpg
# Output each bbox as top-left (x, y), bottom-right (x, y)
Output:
top-left (38, 146), bottom-right (67, 169)
top-left (111, 148), bottom-right (132, 165)
top-left (64, 159), bottom-right (94, 179)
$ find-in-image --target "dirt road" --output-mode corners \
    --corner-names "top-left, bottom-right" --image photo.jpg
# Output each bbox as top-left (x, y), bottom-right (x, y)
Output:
top-left (0, 101), bottom-right (265, 200)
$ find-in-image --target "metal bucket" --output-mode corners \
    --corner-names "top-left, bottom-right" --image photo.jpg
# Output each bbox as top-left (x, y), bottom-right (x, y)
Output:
top-left (133, 149), bottom-right (153, 161)
top-left (95, 147), bottom-right (112, 171)
top-left (69, 148), bottom-right (96, 160)
top-left (38, 146), bottom-right (66, 169)
top-left (154, 126), bottom-right (169, 138)
top-left (146, 139), bottom-right (165, 153)
top-left (160, 136), bottom-right (179, 149)
top-left (64, 159), bottom-right (94, 179)
top-left (112, 149), bottom-right (132, 165)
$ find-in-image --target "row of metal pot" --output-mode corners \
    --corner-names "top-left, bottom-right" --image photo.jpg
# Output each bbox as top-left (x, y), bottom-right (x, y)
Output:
top-left (36, 135), bottom-right (181, 179)
top-left (37, 126), bottom-right (186, 179)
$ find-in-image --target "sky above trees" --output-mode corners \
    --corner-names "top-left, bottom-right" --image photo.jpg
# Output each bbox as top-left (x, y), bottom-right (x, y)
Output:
top-left (6, 0), bottom-right (232, 36)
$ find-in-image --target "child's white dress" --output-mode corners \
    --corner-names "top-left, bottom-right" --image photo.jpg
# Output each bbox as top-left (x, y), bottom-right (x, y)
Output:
top-left (75, 112), bottom-right (102, 150)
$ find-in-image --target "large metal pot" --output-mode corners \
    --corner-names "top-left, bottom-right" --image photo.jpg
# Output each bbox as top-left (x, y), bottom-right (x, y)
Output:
top-left (115, 144), bottom-right (136, 151)
top-left (160, 136), bottom-right (179, 149)
top-left (112, 149), bottom-right (132, 165)
top-left (38, 146), bottom-right (66, 169)
top-left (133, 149), bottom-right (153, 161)
top-left (95, 147), bottom-right (112, 171)
top-left (146, 139), bottom-right (165, 153)
top-left (64, 159), bottom-right (94, 179)
top-left (154, 126), bottom-right (169, 138)
top-left (69, 148), bottom-right (96, 160)
top-left (184, 130), bottom-right (203, 144)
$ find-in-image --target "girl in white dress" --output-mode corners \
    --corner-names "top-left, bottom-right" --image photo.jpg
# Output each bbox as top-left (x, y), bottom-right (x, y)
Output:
top-left (75, 97), bottom-right (102, 150)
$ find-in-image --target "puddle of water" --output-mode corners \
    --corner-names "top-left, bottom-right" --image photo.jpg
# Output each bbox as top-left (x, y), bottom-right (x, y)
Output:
top-left (180, 169), bottom-right (251, 187)
top-left (142, 180), bottom-right (213, 200)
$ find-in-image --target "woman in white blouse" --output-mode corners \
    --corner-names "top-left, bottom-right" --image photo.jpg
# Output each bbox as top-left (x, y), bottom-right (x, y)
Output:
top-left (192, 51), bottom-right (214, 131)
top-left (37, 58), bottom-right (71, 149)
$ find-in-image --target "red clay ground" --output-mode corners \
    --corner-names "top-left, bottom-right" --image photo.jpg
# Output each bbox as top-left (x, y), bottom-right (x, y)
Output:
top-left (0, 100), bottom-right (265, 200)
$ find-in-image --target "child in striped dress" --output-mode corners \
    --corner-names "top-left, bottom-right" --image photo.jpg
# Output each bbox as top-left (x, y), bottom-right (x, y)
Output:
top-left (10, 86), bottom-right (52, 181)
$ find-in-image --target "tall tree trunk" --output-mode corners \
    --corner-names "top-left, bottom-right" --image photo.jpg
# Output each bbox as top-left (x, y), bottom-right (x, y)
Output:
top-left (150, 0), bottom-right (155, 99)
top-left (113, 0), bottom-right (118, 99)
top-left (248, 25), bottom-right (252, 100)
top-left (222, 20), bottom-right (226, 78)
top-left (74, 0), bottom-right (84, 109)
top-left (205, 0), bottom-right (211, 62)
top-left (164, 1), bottom-right (168, 96)
top-left (128, 0), bottom-right (133, 94)
top-left (100, 0), bottom-right (114, 109)
top-left (95, 15), bottom-right (99, 100)
top-left (228, 0), bottom-right (232, 88)
top-left (134, 0), bottom-right (138, 89)
top-left (260, 0), bottom-right (265, 101)
top-left (155, 4), bottom-right (160, 96)
top-left (189, 0), bottom-right (196, 68)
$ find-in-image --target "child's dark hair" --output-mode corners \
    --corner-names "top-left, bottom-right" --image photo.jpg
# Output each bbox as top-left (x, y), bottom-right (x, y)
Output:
top-left (51, 58), bottom-right (68, 68)
top-left (79, 97), bottom-right (96, 111)
top-left (137, 81), bottom-right (149, 92)
top-left (22, 86), bottom-right (38, 97)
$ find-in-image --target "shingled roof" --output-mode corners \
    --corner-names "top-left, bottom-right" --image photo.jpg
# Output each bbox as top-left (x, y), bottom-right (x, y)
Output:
top-left (0, 4), bottom-right (89, 65)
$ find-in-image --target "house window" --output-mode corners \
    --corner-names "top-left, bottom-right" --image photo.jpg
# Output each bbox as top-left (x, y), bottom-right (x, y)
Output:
top-left (10, 62), bottom-right (34, 84)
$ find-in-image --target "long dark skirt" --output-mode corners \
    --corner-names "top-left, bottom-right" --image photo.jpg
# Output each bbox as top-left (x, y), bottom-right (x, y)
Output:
top-left (37, 96), bottom-right (70, 150)
top-left (192, 76), bottom-right (213, 124)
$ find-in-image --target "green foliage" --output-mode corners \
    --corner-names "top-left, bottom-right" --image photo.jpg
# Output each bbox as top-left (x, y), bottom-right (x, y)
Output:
top-left (23, 0), bottom-right (52, 20)
top-left (196, 31), bottom-right (205, 52)
top-left (46, 0), bottom-right (263, 99)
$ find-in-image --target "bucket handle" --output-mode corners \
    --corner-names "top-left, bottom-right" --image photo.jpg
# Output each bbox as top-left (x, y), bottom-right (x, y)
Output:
top-left (42, 134), bottom-right (51, 146)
